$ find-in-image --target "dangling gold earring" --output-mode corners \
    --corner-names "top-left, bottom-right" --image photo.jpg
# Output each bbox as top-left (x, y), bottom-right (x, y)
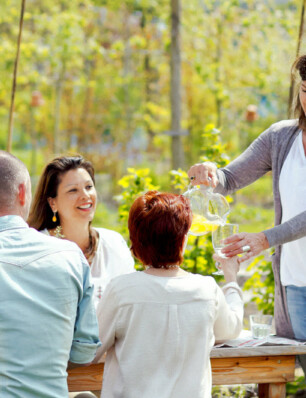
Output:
top-left (52, 211), bottom-right (57, 223)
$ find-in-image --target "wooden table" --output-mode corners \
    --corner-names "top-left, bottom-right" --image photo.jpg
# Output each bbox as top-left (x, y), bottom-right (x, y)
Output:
top-left (211, 344), bottom-right (306, 398)
top-left (68, 344), bottom-right (306, 397)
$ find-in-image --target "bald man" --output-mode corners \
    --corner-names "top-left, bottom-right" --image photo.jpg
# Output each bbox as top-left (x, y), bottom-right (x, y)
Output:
top-left (0, 151), bottom-right (100, 397)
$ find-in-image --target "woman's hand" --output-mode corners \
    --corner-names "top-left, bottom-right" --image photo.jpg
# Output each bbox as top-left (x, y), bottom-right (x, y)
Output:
top-left (212, 254), bottom-right (239, 283)
top-left (187, 162), bottom-right (218, 188)
top-left (221, 232), bottom-right (270, 262)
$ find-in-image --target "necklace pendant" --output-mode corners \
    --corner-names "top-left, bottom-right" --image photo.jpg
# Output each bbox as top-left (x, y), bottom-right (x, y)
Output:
top-left (54, 225), bottom-right (65, 239)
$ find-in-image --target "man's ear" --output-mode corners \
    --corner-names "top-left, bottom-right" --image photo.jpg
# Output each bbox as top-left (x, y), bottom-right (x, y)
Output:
top-left (18, 183), bottom-right (26, 206)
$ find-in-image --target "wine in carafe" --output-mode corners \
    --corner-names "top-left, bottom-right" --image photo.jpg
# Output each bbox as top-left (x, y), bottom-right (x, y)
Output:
top-left (189, 214), bottom-right (219, 236)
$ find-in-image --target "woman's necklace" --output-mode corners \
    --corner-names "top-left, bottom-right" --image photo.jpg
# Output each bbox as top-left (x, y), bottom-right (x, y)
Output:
top-left (52, 225), bottom-right (95, 264)
top-left (54, 225), bottom-right (65, 239)
top-left (145, 264), bottom-right (180, 270)
top-left (83, 231), bottom-right (94, 260)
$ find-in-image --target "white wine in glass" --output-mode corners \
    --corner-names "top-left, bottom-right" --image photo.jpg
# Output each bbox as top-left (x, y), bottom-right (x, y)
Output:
top-left (212, 223), bottom-right (239, 275)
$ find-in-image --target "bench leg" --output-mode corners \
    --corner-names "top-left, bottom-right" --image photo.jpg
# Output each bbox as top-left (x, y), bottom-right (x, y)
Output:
top-left (258, 383), bottom-right (286, 398)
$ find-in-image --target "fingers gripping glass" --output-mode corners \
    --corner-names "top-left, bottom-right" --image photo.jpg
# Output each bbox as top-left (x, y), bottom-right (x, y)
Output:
top-left (212, 223), bottom-right (239, 275)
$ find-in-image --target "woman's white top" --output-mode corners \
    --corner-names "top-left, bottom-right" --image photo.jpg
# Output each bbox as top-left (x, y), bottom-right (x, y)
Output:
top-left (41, 227), bottom-right (135, 303)
top-left (279, 131), bottom-right (306, 286)
top-left (90, 227), bottom-right (135, 303)
top-left (96, 272), bottom-right (243, 398)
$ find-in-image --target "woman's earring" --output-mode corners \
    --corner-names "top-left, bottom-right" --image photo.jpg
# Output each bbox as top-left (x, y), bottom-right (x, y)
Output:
top-left (52, 211), bottom-right (57, 223)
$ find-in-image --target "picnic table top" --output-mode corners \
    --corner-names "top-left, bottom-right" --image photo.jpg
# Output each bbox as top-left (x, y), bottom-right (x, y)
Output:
top-left (211, 343), bottom-right (306, 358)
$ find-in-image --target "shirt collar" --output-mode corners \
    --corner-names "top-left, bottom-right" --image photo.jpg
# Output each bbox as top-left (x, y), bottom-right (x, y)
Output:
top-left (0, 215), bottom-right (29, 233)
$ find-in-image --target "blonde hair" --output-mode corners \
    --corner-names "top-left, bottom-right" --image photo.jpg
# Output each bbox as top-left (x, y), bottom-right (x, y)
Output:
top-left (291, 54), bottom-right (306, 131)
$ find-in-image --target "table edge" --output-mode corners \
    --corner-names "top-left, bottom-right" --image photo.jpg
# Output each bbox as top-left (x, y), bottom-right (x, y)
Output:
top-left (211, 344), bottom-right (306, 358)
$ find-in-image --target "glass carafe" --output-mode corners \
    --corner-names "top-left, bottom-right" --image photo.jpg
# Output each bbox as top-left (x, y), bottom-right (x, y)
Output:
top-left (183, 183), bottom-right (230, 236)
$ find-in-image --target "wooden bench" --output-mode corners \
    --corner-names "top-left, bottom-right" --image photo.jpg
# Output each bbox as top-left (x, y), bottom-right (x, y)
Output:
top-left (68, 363), bottom-right (103, 392)
top-left (68, 344), bottom-right (306, 397)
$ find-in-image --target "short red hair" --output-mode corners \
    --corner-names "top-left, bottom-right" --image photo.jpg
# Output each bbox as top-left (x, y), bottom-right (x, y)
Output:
top-left (128, 191), bottom-right (192, 268)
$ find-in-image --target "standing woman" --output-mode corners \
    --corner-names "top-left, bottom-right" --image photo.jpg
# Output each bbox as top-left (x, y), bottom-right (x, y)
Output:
top-left (28, 156), bottom-right (135, 306)
top-left (188, 55), bottom-right (306, 370)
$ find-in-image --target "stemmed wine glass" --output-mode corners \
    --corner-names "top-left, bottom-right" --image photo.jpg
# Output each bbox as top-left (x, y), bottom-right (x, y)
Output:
top-left (212, 223), bottom-right (239, 275)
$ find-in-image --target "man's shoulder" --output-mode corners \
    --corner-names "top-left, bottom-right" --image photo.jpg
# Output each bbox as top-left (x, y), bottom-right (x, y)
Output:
top-left (29, 227), bottom-right (81, 252)
top-left (0, 226), bottom-right (84, 268)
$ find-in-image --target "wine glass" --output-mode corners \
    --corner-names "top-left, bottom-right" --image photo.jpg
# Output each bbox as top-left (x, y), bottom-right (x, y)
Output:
top-left (212, 223), bottom-right (239, 275)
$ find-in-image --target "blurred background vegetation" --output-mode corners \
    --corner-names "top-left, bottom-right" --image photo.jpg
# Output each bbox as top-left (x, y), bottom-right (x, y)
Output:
top-left (2, 0), bottom-right (306, 394)
top-left (1, 0), bottom-right (303, 185)
top-left (2, 0), bottom-right (305, 297)
top-left (2, 0), bottom-right (305, 304)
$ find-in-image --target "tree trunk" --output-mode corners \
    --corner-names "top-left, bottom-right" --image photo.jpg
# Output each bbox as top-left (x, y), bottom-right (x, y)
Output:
top-left (215, 20), bottom-right (222, 128)
top-left (7, 0), bottom-right (26, 153)
top-left (54, 78), bottom-right (63, 154)
top-left (54, 62), bottom-right (66, 154)
top-left (30, 108), bottom-right (38, 176)
top-left (170, 0), bottom-right (184, 170)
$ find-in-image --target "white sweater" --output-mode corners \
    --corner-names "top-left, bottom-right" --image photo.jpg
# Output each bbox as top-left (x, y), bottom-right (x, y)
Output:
top-left (96, 271), bottom-right (243, 398)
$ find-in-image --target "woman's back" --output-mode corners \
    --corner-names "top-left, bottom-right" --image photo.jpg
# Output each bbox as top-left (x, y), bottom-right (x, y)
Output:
top-left (97, 271), bottom-right (243, 398)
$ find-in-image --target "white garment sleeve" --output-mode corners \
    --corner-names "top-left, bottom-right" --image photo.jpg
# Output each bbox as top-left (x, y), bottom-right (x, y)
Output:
top-left (213, 282), bottom-right (243, 343)
top-left (94, 281), bottom-right (119, 361)
top-left (69, 254), bottom-right (101, 364)
top-left (118, 234), bottom-right (135, 271)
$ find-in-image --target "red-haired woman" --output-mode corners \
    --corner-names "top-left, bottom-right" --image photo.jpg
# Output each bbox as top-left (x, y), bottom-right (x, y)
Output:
top-left (96, 191), bottom-right (243, 398)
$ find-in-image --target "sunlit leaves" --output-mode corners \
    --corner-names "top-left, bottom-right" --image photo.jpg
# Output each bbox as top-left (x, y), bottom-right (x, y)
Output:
top-left (116, 167), bottom-right (159, 241)
top-left (169, 168), bottom-right (188, 192)
top-left (0, 0), bottom-right (302, 176)
top-left (244, 253), bottom-right (275, 315)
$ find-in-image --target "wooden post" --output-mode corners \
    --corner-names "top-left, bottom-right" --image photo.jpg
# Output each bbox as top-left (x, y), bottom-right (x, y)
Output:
top-left (258, 383), bottom-right (286, 398)
top-left (170, 0), bottom-right (184, 170)
top-left (7, 0), bottom-right (26, 153)
top-left (215, 19), bottom-right (222, 128)
top-left (54, 80), bottom-right (61, 154)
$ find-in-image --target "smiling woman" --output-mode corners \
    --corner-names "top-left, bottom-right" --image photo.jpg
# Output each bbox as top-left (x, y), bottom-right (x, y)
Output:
top-left (47, 167), bottom-right (97, 257)
top-left (28, 156), bottom-right (135, 307)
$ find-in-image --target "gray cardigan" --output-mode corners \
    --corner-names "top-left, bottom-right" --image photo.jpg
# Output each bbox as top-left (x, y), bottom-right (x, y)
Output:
top-left (215, 119), bottom-right (306, 338)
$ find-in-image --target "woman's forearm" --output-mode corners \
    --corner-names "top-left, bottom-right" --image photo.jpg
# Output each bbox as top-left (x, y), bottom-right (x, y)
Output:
top-left (264, 210), bottom-right (306, 247)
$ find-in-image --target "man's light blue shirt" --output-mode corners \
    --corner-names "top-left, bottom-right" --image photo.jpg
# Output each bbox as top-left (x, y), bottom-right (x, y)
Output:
top-left (0, 216), bottom-right (101, 397)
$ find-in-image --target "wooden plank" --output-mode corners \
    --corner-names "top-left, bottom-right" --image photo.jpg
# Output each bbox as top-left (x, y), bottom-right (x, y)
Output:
top-left (258, 382), bottom-right (286, 398)
top-left (67, 363), bottom-right (104, 392)
top-left (211, 355), bottom-right (295, 385)
top-left (211, 345), bottom-right (306, 358)
top-left (67, 353), bottom-right (296, 392)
